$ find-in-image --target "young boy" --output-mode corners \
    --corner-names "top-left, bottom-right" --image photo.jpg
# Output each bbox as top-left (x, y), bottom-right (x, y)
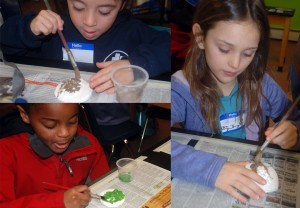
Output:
top-left (0, 0), bottom-right (170, 93)
top-left (0, 103), bottom-right (109, 208)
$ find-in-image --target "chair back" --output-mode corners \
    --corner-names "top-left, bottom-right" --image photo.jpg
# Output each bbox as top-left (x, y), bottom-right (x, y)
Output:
top-left (81, 104), bottom-right (141, 146)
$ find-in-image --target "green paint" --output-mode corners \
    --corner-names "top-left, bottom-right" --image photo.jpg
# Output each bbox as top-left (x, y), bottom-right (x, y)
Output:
top-left (103, 189), bottom-right (125, 204)
top-left (265, 0), bottom-right (300, 31)
top-left (119, 173), bottom-right (132, 182)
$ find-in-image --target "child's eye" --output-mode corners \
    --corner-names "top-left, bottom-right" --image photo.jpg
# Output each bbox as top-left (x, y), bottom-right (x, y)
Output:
top-left (44, 125), bottom-right (55, 129)
top-left (98, 8), bottom-right (112, 16)
top-left (73, 6), bottom-right (84, 12)
top-left (68, 121), bottom-right (78, 125)
top-left (99, 11), bottom-right (110, 16)
top-left (219, 48), bottom-right (229, 54)
top-left (243, 53), bottom-right (254, 57)
top-left (68, 118), bottom-right (78, 125)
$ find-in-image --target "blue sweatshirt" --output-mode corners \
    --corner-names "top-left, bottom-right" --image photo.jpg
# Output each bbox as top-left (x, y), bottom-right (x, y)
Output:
top-left (0, 11), bottom-right (170, 77)
top-left (171, 70), bottom-right (300, 187)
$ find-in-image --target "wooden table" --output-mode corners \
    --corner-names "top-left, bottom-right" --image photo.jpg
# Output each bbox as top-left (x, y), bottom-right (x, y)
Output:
top-left (267, 7), bottom-right (295, 72)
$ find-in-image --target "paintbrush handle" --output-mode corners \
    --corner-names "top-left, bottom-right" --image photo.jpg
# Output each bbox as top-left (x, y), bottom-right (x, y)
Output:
top-left (42, 182), bottom-right (102, 200)
top-left (42, 181), bottom-right (69, 190)
top-left (43, 0), bottom-right (80, 80)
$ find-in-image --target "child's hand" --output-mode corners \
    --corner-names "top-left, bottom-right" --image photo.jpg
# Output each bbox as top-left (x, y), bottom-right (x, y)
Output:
top-left (265, 121), bottom-right (298, 149)
top-left (64, 185), bottom-right (91, 208)
top-left (90, 60), bottom-right (130, 94)
top-left (215, 161), bottom-right (266, 203)
top-left (30, 10), bottom-right (64, 36)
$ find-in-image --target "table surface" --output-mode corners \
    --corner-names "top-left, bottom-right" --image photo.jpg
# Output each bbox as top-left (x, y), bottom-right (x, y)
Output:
top-left (3, 54), bottom-right (171, 81)
top-left (171, 128), bottom-right (300, 208)
top-left (0, 61), bottom-right (170, 103)
top-left (87, 138), bottom-right (171, 208)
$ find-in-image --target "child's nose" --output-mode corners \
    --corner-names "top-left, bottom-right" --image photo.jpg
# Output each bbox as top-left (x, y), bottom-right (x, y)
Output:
top-left (83, 12), bottom-right (97, 27)
top-left (228, 54), bottom-right (241, 69)
top-left (58, 126), bottom-right (70, 137)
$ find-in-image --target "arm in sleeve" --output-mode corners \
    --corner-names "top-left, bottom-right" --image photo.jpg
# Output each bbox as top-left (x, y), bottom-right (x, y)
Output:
top-left (0, 12), bottom-right (44, 55)
top-left (0, 142), bottom-right (65, 208)
top-left (171, 140), bottom-right (227, 187)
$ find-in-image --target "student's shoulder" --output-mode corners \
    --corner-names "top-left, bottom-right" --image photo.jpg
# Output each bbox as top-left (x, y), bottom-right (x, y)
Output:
top-left (172, 70), bottom-right (190, 89)
top-left (262, 73), bottom-right (281, 90)
top-left (77, 126), bottom-right (99, 145)
top-left (0, 133), bottom-right (29, 150)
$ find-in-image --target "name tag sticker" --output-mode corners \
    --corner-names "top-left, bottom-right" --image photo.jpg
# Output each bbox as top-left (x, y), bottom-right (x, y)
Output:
top-left (220, 111), bottom-right (246, 134)
top-left (62, 42), bottom-right (94, 64)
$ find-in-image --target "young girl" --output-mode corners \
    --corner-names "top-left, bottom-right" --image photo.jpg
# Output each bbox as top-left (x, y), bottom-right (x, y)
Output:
top-left (0, 0), bottom-right (170, 94)
top-left (0, 104), bottom-right (109, 208)
top-left (171, 0), bottom-right (300, 203)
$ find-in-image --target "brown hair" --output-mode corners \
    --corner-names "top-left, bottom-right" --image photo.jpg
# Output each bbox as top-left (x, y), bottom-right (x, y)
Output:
top-left (183, 0), bottom-right (270, 137)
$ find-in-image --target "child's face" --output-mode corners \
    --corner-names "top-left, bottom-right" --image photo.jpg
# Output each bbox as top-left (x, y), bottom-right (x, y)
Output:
top-left (19, 104), bottom-right (79, 154)
top-left (67, 0), bottom-right (124, 40)
top-left (194, 20), bottom-right (260, 90)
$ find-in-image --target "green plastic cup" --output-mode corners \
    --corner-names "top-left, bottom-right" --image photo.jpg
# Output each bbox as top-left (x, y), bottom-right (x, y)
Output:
top-left (116, 158), bottom-right (137, 182)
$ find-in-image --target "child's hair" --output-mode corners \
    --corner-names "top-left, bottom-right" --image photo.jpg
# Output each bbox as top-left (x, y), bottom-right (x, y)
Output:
top-left (183, 0), bottom-right (270, 137)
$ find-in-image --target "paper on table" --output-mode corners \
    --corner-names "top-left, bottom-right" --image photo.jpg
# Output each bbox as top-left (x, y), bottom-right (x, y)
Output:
top-left (87, 159), bottom-right (170, 208)
top-left (171, 131), bottom-right (300, 208)
top-left (0, 62), bottom-right (170, 102)
top-left (153, 140), bottom-right (171, 154)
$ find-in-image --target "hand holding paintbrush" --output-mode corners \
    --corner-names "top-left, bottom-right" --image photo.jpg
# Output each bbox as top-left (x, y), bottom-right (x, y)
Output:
top-left (254, 95), bottom-right (300, 163)
top-left (42, 181), bottom-right (103, 204)
top-left (43, 0), bottom-right (81, 85)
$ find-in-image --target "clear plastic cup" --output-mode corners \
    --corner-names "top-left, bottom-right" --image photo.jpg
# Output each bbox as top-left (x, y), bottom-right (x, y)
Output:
top-left (111, 65), bottom-right (149, 103)
top-left (116, 158), bottom-right (138, 182)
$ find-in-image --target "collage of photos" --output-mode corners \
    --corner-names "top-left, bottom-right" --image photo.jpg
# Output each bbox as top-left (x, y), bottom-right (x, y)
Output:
top-left (0, 0), bottom-right (299, 207)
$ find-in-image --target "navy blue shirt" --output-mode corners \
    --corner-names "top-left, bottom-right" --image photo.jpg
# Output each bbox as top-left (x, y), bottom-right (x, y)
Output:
top-left (0, 11), bottom-right (170, 77)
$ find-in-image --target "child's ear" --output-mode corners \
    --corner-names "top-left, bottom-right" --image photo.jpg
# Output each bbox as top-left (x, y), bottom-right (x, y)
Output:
top-left (192, 23), bottom-right (205, 50)
top-left (16, 105), bottom-right (30, 124)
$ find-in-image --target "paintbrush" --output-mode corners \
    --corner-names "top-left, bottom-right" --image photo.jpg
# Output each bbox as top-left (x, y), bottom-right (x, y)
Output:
top-left (43, 0), bottom-right (81, 80)
top-left (42, 182), bottom-right (103, 200)
top-left (254, 95), bottom-right (300, 163)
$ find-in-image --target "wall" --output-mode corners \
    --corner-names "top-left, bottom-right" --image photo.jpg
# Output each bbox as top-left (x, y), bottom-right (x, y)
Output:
top-left (265, 0), bottom-right (300, 31)
top-left (265, 0), bottom-right (300, 41)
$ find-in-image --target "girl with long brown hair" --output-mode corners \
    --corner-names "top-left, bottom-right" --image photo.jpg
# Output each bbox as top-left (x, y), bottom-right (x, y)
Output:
top-left (171, 0), bottom-right (300, 203)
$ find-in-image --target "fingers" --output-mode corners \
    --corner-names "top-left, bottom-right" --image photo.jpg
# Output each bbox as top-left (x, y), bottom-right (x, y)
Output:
top-left (90, 61), bottom-right (115, 93)
top-left (265, 121), bottom-right (298, 149)
top-left (225, 184), bottom-right (248, 203)
top-left (215, 162), bottom-right (265, 203)
top-left (30, 10), bottom-right (64, 36)
top-left (90, 69), bottom-right (114, 93)
top-left (64, 185), bottom-right (91, 208)
top-left (90, 60), bottom-right (131, 93)
top-left (235, 169), bottom-right (265, 199)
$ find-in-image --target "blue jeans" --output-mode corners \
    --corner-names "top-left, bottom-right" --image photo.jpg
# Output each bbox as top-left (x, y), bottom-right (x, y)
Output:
top-left (289, 65), bottom-right (300, 110)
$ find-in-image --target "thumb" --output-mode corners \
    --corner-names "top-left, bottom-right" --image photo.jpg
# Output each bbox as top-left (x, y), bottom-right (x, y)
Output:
top-left (74, 185), bottom-right (89, 193)
top-left (96, 61), bottom-right (112, 68)
top-left (236, 161), bottom-right (250, 167)
top-left (265, 127), bottom-right (273, 140)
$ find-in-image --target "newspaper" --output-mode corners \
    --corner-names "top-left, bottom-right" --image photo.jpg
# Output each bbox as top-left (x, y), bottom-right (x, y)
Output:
top-left (87, 159), bottom-right (171, 208)
top-left (153, 140), bottom-right (171, 154)
top-left (171, 131), bottom-right (300, 208)
top-left (0, 62), bottom-right (170, 102)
